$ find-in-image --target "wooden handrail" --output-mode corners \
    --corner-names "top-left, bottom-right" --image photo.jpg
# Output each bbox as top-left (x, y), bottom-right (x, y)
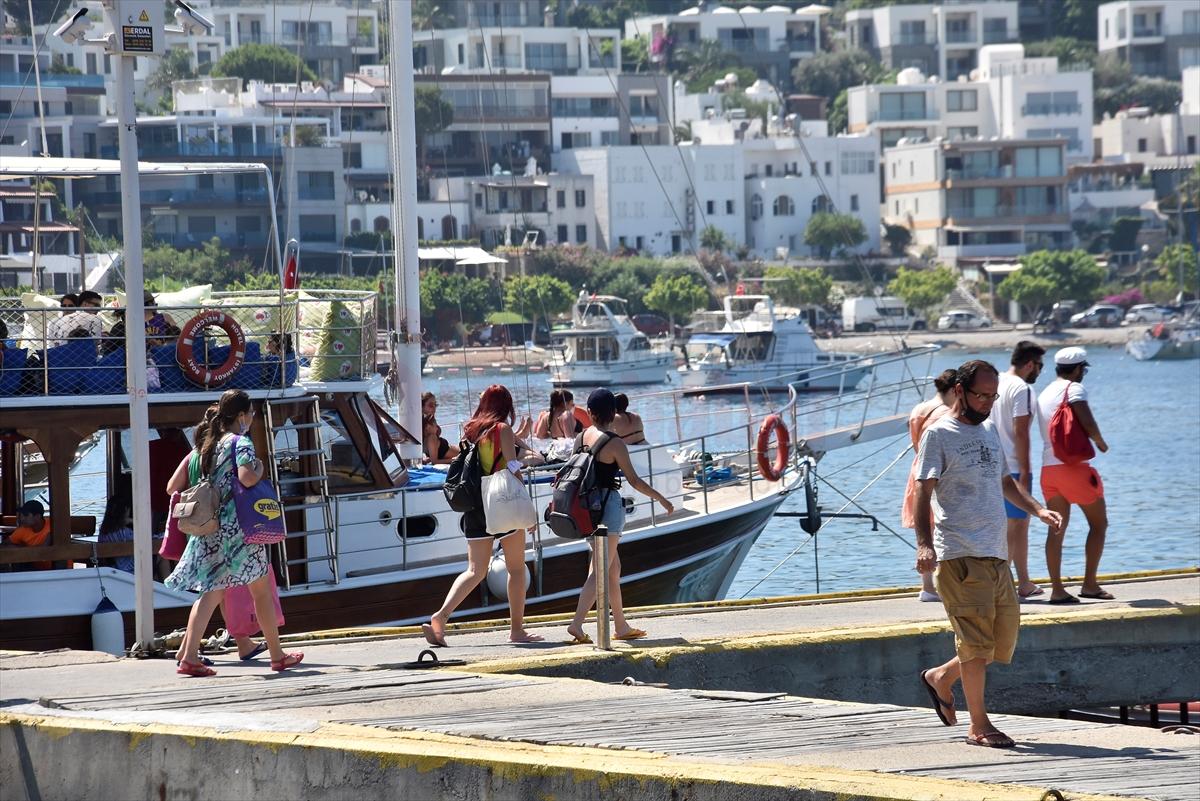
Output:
top-left (0, 540), bottom-right (134, 565)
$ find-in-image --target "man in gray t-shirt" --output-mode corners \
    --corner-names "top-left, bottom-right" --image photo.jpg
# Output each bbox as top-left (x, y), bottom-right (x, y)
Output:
top-left (915, 360), bottom-right (1061, 749)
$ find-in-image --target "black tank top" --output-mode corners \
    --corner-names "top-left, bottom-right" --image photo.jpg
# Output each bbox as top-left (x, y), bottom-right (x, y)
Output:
top-left (581, 432), bottom-right (620, 490)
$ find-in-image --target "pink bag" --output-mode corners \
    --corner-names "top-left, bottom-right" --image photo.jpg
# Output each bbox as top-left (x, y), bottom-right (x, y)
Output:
top-left (223, 571), bottom-right (285, 638)
top-left (158, 492), bottom-right (187, 560)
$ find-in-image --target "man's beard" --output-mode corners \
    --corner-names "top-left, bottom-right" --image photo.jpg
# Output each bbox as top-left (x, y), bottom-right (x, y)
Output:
top-left (962, 406), bottom-right (990, 425)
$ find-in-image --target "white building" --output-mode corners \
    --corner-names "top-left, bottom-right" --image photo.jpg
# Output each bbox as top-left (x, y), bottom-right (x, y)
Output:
top-left (550, 73), bottom-right (673, 152)
top-left (1093, 67), bottom-right (1200, 159)
top-left (625, 4), bottom-right (827, 91)
top-left (556, 144), bottom-right (745, 256)
top-left (846, 1), bottom-right (1019, 81)
top-left (1097, 0), bottom-right (1200, 77)
top-left (883, 138), bottom-right (1072, 265)
top-left (466, 173), bottom-right (596, 249)
top-left (413, 25), bottom-right (620, 76)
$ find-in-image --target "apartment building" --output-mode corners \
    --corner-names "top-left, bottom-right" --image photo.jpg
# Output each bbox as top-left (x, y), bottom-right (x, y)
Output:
top-left (847, 45), bottom-right (1093, 162)
top-left (846, 1), bottom-right (1019, 80)
top-left (556, 143), bottom-right (746, 256)
top-left (1097, 1), bottom-right (1200, 77)
top-left (883, 139), bottom-right (1071, 265)
top-left (1094, 68), bottom-right (1200, 159)
top-left (1067, 162), bottom-right (1156, 228)
top-left (625, 4), bottom-right (827, 91)
top-left (413, 25), bottom-right (620, 76)
top-left (441, 0), bottom-right (546, 29)
top-left (0, 182), bottom-right (84, 292)
top-left (467, 173), bottom-right (596, 249)
top-left (550, 74), bottom-right (672, 153)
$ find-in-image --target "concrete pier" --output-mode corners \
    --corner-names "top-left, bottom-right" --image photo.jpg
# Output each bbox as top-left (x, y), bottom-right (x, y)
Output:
top-left (2, 570), bottom-right (1197, 801)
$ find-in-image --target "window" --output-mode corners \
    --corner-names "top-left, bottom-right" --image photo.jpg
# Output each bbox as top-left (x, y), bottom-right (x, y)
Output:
top-left (750, 194), bottom-right (763, 220)
top-left (235, 216), bottom-right (261, 233)
top-left (946, 90), bottom-right (977, 112)
top-left (1137, 138), bottom-right (1147, 153)
top-left (0, 101), bottom-right (9, 115)
top-left (575, 189), bottom-right (586, 207)
top-left (299, 214), bottom-right (337, 242)
top-left (672, 234), bottom-right (682, 252)
top-left (947, 126), bottom-right (979, 141)
top-left (850, 195), bottom-right (859, 212)
top-left (557, 224), bottom-right (568, 242)
top-left (898, 20), bottom-right (926, 45)
top-left (1024, 91), bottom-right (1079, 115)
top-left (1186, 11), bottom-right (1200, 34)
top-left (474, 192), bottom-right (483, 208)
top-left (726, 200), bottom-right (734, 214)
top-left (824, 161), bottom-right (832, 176)
top-left (1014, 146), bottom-right (1062, 178)
top-left (188, 216), bottom-right (216, 234)
top-left (706, 200), bottom-right (715, 214)
top-left (879, 92), bottom-right (926, 121)
top-left (840, 152), bottom-right (875, 175)
top-left (809, 161), bottom-right (817, 176)
top-left (524, 42), bottom-right (569, 72)
top-left (772, 195), bottom-right (794, 216)
top-left (600, 131), bottom-right (620, 146)
top-left (635, 236), bottom-right (644, 250)
top-left (457, 44), bottom-right (465, 64)
top-left (86, 52), bottom-right (96, 73)
top-left (556, 190), bottom-right (566, 208)
top-left (298, 171), bottom-right (334, 200)
top-left (811, 195), bottom-right (831, 214)
top-left (575, 224), bottom-right (587, 244)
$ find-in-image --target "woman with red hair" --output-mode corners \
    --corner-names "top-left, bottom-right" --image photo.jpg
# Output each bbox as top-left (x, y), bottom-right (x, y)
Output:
top-left (422, 385), bottom-right (543, 646)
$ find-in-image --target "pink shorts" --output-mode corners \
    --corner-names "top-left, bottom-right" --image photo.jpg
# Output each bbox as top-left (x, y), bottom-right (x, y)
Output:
top-left (1041, 463), bottom-right (1104, 506)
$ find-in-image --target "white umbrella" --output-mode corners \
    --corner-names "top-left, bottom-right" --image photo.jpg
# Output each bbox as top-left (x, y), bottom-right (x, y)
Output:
top-left (455, 252), bottom-right (508, 266)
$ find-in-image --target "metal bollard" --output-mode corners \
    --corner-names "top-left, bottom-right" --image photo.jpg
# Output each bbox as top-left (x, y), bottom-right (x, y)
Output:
top-left (593, 524), bottom-right (611, 650)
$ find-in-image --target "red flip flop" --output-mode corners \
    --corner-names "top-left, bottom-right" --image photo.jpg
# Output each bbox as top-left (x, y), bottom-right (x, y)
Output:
top-left (177, 660), bottom-right (216, 677)
top-left (270, 652), bottom-right (304, 672)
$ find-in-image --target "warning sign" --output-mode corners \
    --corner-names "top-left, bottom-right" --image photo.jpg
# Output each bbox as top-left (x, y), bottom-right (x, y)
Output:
top-left (138, 9), bottom-right (149, 21)
top-left (121, 24), bottom-right (153, 52)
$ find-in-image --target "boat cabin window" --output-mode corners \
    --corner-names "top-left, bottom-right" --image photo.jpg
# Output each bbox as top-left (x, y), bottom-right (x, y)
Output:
top-left (685, 340), bottom-right (730, 365)
top-left (729, 332), bottom-right (774, 362)
top-left (577, 336), bottom-right (619, 362)
top-left (628, 336), bottom-right (650, 352)
top-left (355, 395), bottom-right (414, 485)
top-left (317, 408), bottom-right (375, 489)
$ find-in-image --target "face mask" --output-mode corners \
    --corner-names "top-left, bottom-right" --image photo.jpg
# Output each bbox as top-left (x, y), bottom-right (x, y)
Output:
top-left (961, 405), bottom-right (990, 425)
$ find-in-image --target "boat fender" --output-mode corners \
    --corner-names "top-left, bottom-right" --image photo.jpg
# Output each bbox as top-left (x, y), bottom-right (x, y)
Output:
top-left (756, 415), bottom-right (790, 482)
top-left (91, 595), bottom-right (126, 656)
top-left (486, 553), bottom-right (531, 600)
top-left (800, 462), bottom-right (821, 535)
top-left (176, 310), bottom-right (246, 388)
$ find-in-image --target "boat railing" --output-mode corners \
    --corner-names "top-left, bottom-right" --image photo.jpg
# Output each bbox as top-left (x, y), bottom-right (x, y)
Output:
top-left (0, 289), bottom-right (377, 399)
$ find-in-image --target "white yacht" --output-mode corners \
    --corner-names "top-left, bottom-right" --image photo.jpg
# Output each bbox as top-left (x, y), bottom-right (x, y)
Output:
top-left (547, 292), bottom-right (674, 386)
top-left (679, 295), bottom-right (870, 392)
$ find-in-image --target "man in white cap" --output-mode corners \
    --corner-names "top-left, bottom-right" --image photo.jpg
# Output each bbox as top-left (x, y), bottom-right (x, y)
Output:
top-left (1036, 346), bottom-right (1111, 603)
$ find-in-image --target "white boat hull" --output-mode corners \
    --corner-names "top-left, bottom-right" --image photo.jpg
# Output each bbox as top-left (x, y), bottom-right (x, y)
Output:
top-left (679, 363), bottom-right (870, 392)
top-left (550, 353), bottom-right (675, 386)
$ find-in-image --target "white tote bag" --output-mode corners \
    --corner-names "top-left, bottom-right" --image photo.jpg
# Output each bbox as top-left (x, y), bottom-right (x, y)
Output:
top-left (482, 468), bottom-right (538, 534)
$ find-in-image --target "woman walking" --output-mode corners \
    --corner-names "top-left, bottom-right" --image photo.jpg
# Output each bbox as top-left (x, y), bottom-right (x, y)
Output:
top-left (167, 389), bottom-right (302, 675)
top-left (422, 385), bottom-right (543, 646)
top-left (902, 369), bottom-right (957, 602)
top-left (566, 389), bottom-right (674, 644)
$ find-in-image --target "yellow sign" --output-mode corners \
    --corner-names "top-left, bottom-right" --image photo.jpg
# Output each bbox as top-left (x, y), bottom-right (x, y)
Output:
top-left (138, 9), bottom-right (149, 21)
top-left (253, 499), bottom-right (281, 520)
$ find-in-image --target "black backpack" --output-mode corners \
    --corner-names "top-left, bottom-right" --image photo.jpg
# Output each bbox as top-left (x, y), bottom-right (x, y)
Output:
top-left (544, 433), bottom-right (614, 540)
top-left (442, 438), bottom-right (483, 513)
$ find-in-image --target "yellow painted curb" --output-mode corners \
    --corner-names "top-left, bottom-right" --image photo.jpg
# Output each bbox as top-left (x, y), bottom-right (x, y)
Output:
top-left (0, 711), bottom-right (1144, 801)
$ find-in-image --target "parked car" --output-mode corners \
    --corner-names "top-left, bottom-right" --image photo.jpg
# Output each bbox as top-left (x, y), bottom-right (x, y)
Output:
top-left (1069, 304), bottom-right (1123, 328)
top-left (936, 309), bottom-right (992, 330)
top-left (631, 313), bottom-right (672, 338)
top-left (1123, 304), bottom-right (1174, 324)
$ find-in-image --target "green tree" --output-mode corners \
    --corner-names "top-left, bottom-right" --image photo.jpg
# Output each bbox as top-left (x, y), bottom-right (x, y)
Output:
top-left (211, 44), bottom-right (317, 89)
top-left (827, 89), bottom-right (849, 136)
top-left (142, 237), bottom-right (255, 288)
top-left (763, 266), bottom-right (832, 307)
top-left (419, 270), bottom-right (492, 341)
top-left (791, 50), bottom-right (884, 100)
top-left (644, 273), bottom-right (709, 331)
top-left (621, 35), bottom-right (652, 73)
top-left (996, 270), bottom-right (1058, 320)
top-left (1108, 216), bottom-right (1144, 252)
top-left (883, 224), bottom-right (912, 257)
top-left (412, 0), bottom-right (440, 30)
top-left (504, 274), bottom-right (574, 333)
top-left (804, 212), bottom-right (867, 259)
top-left (1155, 243), bottom-right (1199, 296)
top-left (146, 48), bottom-right (196, 111)
top-left (3, 0), bottom-right (64, 32)
top-left (1009, 249), bottom-right (1107, 305)
top-left (48, 56), bottom-right (82, 75)
top-left (1024, 37), bottom-right (1097, 67)
top-left (699, 224), bottom-right (730, 253)
top-left (414, 85), bottom-right (454, 153)
top-left (888, 265), bottom-right (958, 322)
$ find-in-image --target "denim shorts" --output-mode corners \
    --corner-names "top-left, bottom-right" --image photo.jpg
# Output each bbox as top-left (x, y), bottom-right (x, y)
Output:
top-left (597, 491), bottom-right (626, 536)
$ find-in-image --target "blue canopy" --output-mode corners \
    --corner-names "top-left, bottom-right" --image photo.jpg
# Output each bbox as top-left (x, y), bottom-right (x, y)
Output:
top-left (688, 333), bottom-right (738, 346)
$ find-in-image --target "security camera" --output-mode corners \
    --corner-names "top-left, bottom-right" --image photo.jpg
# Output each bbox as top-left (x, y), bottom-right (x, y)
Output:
top-left (174, 0), bottom-right (214, 36)
top-left (53, 8), bottom-right (93, 44)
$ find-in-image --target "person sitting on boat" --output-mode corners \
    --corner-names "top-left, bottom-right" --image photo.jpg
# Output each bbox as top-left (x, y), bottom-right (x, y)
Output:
top-left (47, 292), bottom-right (104, 346)
top-left (6, 500), bottom-right (52, 570)
top-left (534, 390), bottom-right (574, 439)
top-left (97, 493), bottom-right (135, 574)
top-left (422, 384), bottom-right (544, 647)
top-left (143, 290), bottom-right (176, 339)
top-left (565, 390), bottom-right (592, 431)
top-left (421, 392), bottom-right (459, 465)
top-left (566, 389), bottom-right (674, 645)
top-left (165, 390), bottom-right (303, 676)
top-left (611, 393), bottom-right (647, 446)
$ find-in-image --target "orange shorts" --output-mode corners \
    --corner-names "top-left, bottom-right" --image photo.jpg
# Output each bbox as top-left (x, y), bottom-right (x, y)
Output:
top-left (1041, 463), bottom-right (1104, 506)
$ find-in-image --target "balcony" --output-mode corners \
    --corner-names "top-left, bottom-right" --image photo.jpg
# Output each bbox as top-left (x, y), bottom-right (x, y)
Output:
top-left (946, 166), bottom-right (1010, 181)
top-left (0, 71), bottom-right (105, 89)
top-left (947, 204), bottom-right (1064, 220)
top-left (783, 36), bottom-right (817, 52)
top-left (1022, 103), bottom-right (1083, 116)
top-left (100, 142), bottom-right (288, 159)
top-left (84, 188), bottom-right (269, 206)
top-left (894, 33), bottom-right (937, 46)
top-left (447, 103), bottom-right (550, 122)
top-left (1132, 25), bottom-right (1163, 37)
top-left (871, 107), bottom-right (935, 122)
top-left (944, 29), bottom-right (975, 44)
top-left (982, 29), bottom-right (1012, 43)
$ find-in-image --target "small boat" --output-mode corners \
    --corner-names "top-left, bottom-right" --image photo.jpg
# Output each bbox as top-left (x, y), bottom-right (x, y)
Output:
top-left (547, 292), bottom-right (674, 386)
top-left (678, 295), bottom-right (870, 392)
top-left (1126, 316), bottom-right (1200, 361)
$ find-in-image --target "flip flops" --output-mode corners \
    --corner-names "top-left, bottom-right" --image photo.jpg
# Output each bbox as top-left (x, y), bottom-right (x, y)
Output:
top-left (270, 652), bottom-right (304, 672)
top-left (1079, 589), bottom-right (1115, 600)
top-left (1018, 586), bottom-right (1045, 600)
top-left (1048, 594), bottom-right (1081, 604)
top-left (920, 670), bottom-right (955, 726)
top-left (508, 632), bottom-right (545, 643)
top-left (177, 660), bottom-right (216, 677)
top-left (566, 632), bottom-right (593, 645)
top-left (239, 642), bottom-right (269, 661)
top-left (965, 730), bottom-right (1015, 748)
top-left (614, 628), bottom-right (647, 641)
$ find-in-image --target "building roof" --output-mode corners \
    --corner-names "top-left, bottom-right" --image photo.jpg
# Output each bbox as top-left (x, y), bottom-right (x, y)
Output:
top-left (0, 156), bottom-right (273, 179)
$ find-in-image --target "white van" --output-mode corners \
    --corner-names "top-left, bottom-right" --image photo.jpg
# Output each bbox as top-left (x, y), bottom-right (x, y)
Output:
top-left (841, 296), bottom-right (926, 332)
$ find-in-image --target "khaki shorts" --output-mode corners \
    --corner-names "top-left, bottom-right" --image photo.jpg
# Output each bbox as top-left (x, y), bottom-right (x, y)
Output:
top-left (934, 557), bottom-right (1019, 664)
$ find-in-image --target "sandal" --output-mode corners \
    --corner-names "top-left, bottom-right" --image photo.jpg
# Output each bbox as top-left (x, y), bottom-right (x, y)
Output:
top-left (177, 660), bottom-right (216, 678)
top-left (239, 642), bottom-right (269, 661)
top-left (920, 670), bottom-right (955, 726)
top-left (566, 632), bottom-right (593, 645)
top-left (270, 652), bottom-right (304, 672)
top-left (614, 628), bottom-right (647, 641)
top-left (965, 730), bottom-right (1015, 748)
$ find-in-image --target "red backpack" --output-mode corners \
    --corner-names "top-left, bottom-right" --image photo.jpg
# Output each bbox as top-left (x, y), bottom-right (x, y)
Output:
top-left (1048, 382), bottom-right (1095, 465)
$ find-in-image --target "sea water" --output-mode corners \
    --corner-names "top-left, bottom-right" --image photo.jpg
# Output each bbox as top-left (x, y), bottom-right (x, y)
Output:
top-left (57, 344), bottom-right (1200, 598)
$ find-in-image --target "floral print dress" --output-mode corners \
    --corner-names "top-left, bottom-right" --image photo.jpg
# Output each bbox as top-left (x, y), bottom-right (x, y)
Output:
top-left (165, 434), bottom-right (270, 594)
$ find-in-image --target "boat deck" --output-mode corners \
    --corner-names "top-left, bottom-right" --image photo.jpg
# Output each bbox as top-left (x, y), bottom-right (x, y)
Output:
top-left (3, 571), bottom-right (1197, 800)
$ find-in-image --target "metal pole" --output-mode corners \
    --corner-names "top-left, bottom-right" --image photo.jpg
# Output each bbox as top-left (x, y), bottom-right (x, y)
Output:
top-left (30, 181), bottom-right (41, 293)
top-left (593, 526), bottom-right (611, 650)
top-left (116, 55), bottom-right (155, 648)
top-left (387, 1), bottom-right (423, 459)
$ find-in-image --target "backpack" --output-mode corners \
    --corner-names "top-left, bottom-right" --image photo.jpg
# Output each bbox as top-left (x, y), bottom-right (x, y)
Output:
top-left (171, 452), bottom-right (221, 537)
top-left (1048, 382), bottom-right (1095, 465)
top-left (544, 433), bottom-right (615, 540)
top-left (442, 438), bottom-right (484, 513)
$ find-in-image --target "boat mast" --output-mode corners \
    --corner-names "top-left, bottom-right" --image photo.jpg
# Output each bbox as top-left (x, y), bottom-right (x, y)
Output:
top-left (387, 0), bottom-right (423, 457)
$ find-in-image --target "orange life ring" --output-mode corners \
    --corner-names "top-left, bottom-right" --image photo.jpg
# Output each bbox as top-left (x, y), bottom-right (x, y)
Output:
top-left (756, 414), bottom-right (790, 482)
top-left (176, 311), bottom-right (246, 388)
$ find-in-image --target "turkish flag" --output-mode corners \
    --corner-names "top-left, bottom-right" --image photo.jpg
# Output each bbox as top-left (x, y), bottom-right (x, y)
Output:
top-left (735, 283), bottom-right (745, 295)
top-left (282, 253), bottom-right (299, 290)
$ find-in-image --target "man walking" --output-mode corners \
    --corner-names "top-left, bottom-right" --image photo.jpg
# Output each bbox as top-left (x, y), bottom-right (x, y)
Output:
top-left (915, 360), bottom-right (1061, 748)
top-left (992, 341), bottom-right (1046, 600)
top-left (1037, 347), bottom-right (1111, 604)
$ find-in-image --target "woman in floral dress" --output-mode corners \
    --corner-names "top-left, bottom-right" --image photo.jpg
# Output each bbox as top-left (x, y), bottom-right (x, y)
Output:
top-left (167, 389), bottom-right (303, 676)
